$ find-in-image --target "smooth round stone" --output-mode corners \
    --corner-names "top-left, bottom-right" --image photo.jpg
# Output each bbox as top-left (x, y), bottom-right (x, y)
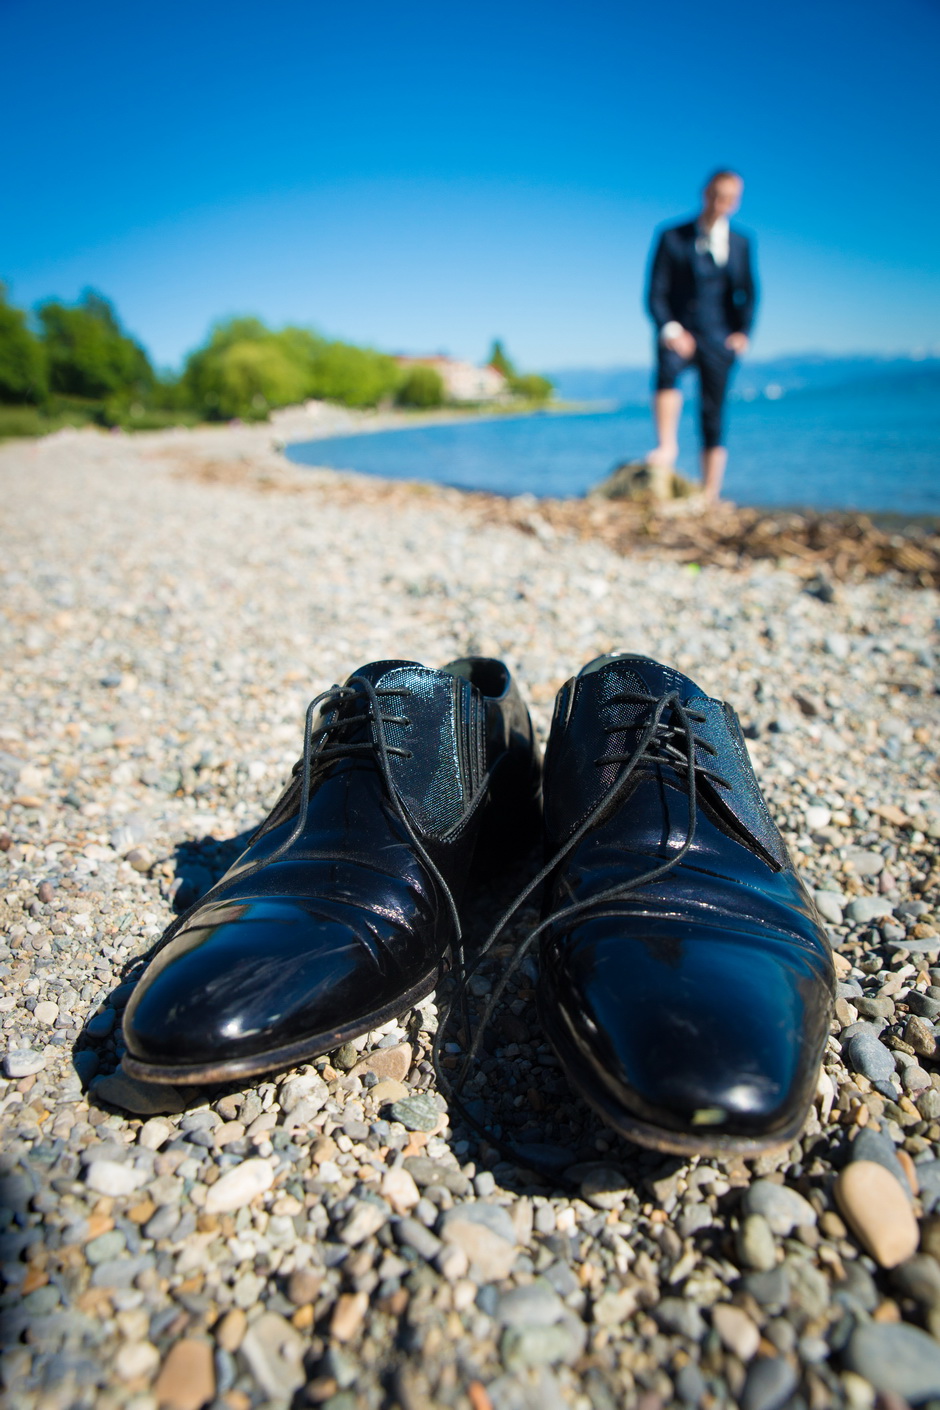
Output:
top-left (204, 1158), bottom-right (274, 1213)
top-left (736, 1213), bottom-right (777, 1272)
top-left (711, 1303), bottom-right (760, 1361)
top-left (805, 806), bottom-right (832, 831)
top-left (843, 1030), bottom-right (896, 1083)
top-left (741, 1355), bottom-right (798, 1410)
top-left (3, 1048), bottom-right (46, 1078)
top-left (845, 849), bottom-right (885, 877)
top-left (845, 1322), bottom-right (940, 1402)
top-left (835, 1159), bottom-right (920, 1268)
top-left (814, 892), bottom-right (845, 925)
top-left (743, 1180), bottom-right (817, 1236)
top-left (845, 896), bottom-right (894, 924)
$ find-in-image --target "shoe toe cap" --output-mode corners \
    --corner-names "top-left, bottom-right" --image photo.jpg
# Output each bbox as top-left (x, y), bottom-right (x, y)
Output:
top-left (123, 896), bottom-right (392, 1070)
top-left (543, 919), bottom-right (833, 1141)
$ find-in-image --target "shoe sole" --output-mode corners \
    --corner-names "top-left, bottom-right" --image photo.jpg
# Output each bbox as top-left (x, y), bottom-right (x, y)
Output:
top-left (121, 964), bottom-right (441, 1087)
top-left (538, 992), bottom-right (806, 1159)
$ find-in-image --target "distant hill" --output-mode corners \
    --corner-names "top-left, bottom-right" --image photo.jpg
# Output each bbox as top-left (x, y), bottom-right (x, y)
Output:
top-left (547, 354), bottom-right (940, 406)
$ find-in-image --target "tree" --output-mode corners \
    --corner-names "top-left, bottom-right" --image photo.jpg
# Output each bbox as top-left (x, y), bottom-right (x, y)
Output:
top-left (395, 364), bottom-right (445, 408)
top-left (487, 339), bottom-right (516, 378)
top-left (37, 289), bottom-right (154, 400)
top-left (0, 285), bottom-right (47, 404)
top-left (507, 372), bottom-right (553, 403)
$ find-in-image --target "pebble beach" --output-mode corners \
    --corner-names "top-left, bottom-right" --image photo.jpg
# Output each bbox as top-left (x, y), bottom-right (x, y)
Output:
top-left (3, 405), bottom-right (940, 1410)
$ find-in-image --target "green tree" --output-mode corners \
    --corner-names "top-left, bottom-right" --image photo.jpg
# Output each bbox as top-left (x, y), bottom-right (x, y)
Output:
top-left (487, 339), bottom-right (516, 378)
top-left (508, 372), bottom-right (553, 403)
top-left (395, 364), bottom-right (445, 408)
top-left (0, 285), bottom-right (47, 404)
top-left (182, 319), bottom-right (309, 420)
top-left (37, 289), bottom-right (154, 400)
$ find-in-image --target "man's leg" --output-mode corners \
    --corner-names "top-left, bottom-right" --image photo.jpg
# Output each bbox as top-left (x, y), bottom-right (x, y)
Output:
top-left (697, 344), bottom-right (734, 502)
top-left (650, 346), bottom-right (687, 467)
top-left (650, 390), bottom-right (682, 467)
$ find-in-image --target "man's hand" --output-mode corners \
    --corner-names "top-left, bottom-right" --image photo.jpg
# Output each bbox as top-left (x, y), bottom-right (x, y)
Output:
top-left (665, 328), bottom-right (697, 359)
top-left (725, 332), bottom-right (749, 355)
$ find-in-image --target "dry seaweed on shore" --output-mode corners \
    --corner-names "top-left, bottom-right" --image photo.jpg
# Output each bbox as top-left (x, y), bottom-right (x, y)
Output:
top-left (480, 496), bottom-right (940, 589)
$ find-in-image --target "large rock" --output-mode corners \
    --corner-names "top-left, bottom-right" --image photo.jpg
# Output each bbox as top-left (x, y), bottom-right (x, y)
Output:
top-left (589, 460), bottom-right (696, 503)
top-left (845, 1322), bottom-right (940, 1402)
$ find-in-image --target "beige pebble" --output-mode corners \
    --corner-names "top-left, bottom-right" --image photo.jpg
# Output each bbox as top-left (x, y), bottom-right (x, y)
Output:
top-left (330, 1291), bottom-right (369, 1342)
top-left (835, 1160), bottom-right (920, 1268)
top-left (152, 1338), bottom-right (215, 1410)
top-left (381, 1165), bottom-right (421, 1213)
top-left (204, 1158), bottom-right (273, 1213)
top-left (351, 1043), bottom-right (412, 1083)
top-left (213, 1121), bottom-right (246, 1148)
top-left (215, 1307), bottom-right (247, 1353)
top-left (370, 1078), bottom-right (410, 1106)
top-left (115, 1341), bottom-right (160, 1381)
top-left (33, 1001), bottom-right (58, 1026)
top-left (711, 1303), bottom-right (760, 1361)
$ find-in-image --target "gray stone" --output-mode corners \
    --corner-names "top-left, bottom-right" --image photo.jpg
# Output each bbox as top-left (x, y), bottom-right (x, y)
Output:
top-left (84, 1229), bottom-right (126, 1264)
top-left (338, 1199), bottom-right (388, 1246)
top-left (844, 1029), bottom-right (897, 1082)
top-left (845, 896), bottom-right (895, 924)
top-left (851, 1126), bottom-right (913, 1195)
top-left (675, 1362), bottom-right (708, 1406)
top-left (892, 1255), bottom-right (940, 1309)
top-left (653, 1296), bottom-right (706, 1340)
top-left (143, 1205), bottom-right (180, 1241)
top-left (394, 1216), bottom-right (443, 1261)
top-left (741, 1356), bottom-right (799, 1410)
top-left (439, 1202), bottom-right (517, 1282)
top-left (579, 1167), bottom-right (631, 1211)
top-left (845, 849), bottom-right (885, 877)
top-left (240, 1311), bottom-right (306, 1399)
top-left (915, 1161), bottom-right (940, 1213)
top-left (387, 1092), bottom-right (441, 1132)
top-left (908, 991), bottom-right (940, 1021)
top-left (403, 1156), bottom-right (471, 1196)
top-left (743, 1180), bottom-right (817, 1236)
top-left (845, 1322), bottom-right (940, 1402)
top-left (815, 892), bottom-right (845, 924)
top-left (84, 1008), bottom-right (115, 1038)
top-left (500, 1318), bottom-right (586, 1371)
top-left (495, 1282), bottom-right (565, 1328)
top-left (741, 1266), bottom-right (790, 1311)
top-left (3, 1048), bottom-right (46, 1078)
top-left (737, 1213), bottom-right (777, 1272)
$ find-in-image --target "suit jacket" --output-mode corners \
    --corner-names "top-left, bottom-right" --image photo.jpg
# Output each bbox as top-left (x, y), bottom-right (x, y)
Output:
top-left (647, 220), bottom-right (757, 337)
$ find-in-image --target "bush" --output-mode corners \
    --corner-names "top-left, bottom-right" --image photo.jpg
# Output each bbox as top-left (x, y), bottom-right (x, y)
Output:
top-left (396, 365), bottom-right (445, 408)
top-left (304, 340), bottom-right (401, 408)
top-left (508, 372), bottom-right (553, 403)
top-left (37, 290), bottom-right (154, 400)
top-left (0, 286), bottom-right (47, 404)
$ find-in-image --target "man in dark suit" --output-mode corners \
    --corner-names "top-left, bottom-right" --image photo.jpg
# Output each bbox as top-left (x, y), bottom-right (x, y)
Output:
top-left (646, 170), bottom-right (757, 501)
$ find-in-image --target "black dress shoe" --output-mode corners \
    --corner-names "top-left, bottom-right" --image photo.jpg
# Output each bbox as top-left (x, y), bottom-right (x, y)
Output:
top-left (535, 653), bottom-right (834, 1156)
top-left (122, 657), bottom-right (541, 1085)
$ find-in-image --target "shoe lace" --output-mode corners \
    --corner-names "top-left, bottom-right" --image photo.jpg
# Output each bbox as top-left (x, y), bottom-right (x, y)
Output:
top-left (432, 687), bottom-right (730, 1177)
top-left (159, 675), bottom-right (463, 955)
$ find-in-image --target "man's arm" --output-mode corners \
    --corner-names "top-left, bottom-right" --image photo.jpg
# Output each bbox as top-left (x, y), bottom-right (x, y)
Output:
top-left (737, 235), bottom-right (758, 335)
top-left (646, 232), bottom-right (675, 330)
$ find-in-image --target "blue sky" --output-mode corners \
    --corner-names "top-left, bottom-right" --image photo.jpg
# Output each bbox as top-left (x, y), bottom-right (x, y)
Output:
top-left (2, 0), bottom-right (938, 371)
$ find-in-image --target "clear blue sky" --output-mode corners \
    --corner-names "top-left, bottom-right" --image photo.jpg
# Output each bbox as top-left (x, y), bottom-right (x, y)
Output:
top-left (3, 0), bottom-right (938, 371)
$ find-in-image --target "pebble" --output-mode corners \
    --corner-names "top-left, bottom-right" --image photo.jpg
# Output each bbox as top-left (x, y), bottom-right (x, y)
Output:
top-left (339, 1198), bottom-right (388, 1245)
top-left (711, 1303), bottom-right (760, 1361)
top-left (381, 1165), bottom-right (421, 1213)
top-left (495, 1283), bottom-right (565, 1327)
top-left (151, 1338), bottom-right (216, 1410)
top-left (501, 1320), bottom-right (585, 1371)
top-left (814, 891), bottom-right (844, 924)
top-left (215, 1308), bottom-right (248, 1352)
top-left (845, 896), bottom-right (895, 924)
top-left (835, 1160), bottom-right (920, 1267)
top-left (439, 1202), bottom-right (518, 1282)
top-left (93, 1068), bottom-right (189, 1115)
top-left (240, 1311), bottom-right (306, 1398)
top-left (654, 1297), bottom-right (706, 1341)
top-left (85, 1160), bottom-right (147, 1197)
top-left (742, 1180), bottom-right (817, 1236)
top-left (741, 1356), bottom-right (798, 1410)
top-left (844, 1029), bottom-right (897, 1082)
top-left (114, 1341), bottom-right (161, 1381)
top-left (3, 1048), bottom-right (46, 1078)
top-left (203, 1158), bottom-right (274, 1213)
top-left (845, 849), bottom-right (885, 877)
top-left (33, 1000), bottom-right (59, 1025)
top-left (737, 1213), bottom-right (777, 1272)
top-left (330, 1292), bottom-right (370, 1342)
top-left (579, 1166), bottom-right (631, 1210)
top-left (387, 1092), bottom-right (441, 1132)
top-left (845, 1322), bottom-right (940, 1401)
top-left (351, 1042), bottom-right (412, 1082)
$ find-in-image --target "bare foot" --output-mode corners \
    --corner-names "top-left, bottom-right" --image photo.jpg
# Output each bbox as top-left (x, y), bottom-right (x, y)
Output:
top-left (646, 445), bottom-right (678, 469)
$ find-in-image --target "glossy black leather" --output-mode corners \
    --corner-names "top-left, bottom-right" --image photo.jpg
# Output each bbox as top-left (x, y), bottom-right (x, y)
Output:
top-left (123, 657), bottom-right (541, 1083)
top-left (538, 654), bottom-right (834, 1152)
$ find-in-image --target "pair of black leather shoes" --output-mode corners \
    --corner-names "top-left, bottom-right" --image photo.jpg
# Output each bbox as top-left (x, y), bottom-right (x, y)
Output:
top-left (122, 653), bottom-right (834, 1156)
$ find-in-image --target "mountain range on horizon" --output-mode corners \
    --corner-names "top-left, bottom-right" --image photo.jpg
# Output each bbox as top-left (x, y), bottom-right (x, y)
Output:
top-left (545, 352), bottom-right (940, 406)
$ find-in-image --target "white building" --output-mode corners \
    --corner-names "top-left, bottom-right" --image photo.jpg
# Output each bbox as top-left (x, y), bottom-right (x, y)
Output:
top-left (396, 356), bottom-right (507, 403)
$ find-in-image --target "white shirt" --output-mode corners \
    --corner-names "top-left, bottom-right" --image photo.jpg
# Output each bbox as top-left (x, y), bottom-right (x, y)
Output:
top-left (661, 217), bottom-right (730, 343)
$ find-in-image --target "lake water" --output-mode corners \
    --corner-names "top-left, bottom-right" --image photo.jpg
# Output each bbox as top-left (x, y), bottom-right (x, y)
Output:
top-left (287, 369), bottom-right (940, 514)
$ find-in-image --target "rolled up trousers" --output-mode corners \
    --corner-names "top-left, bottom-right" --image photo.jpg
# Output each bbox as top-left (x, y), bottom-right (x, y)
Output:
top-left (656, 336), bottom-right (737, 450)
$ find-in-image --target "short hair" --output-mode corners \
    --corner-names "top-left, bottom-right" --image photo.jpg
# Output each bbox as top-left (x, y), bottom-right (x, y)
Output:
top-left (704, 169), bottom-right (743, 188)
